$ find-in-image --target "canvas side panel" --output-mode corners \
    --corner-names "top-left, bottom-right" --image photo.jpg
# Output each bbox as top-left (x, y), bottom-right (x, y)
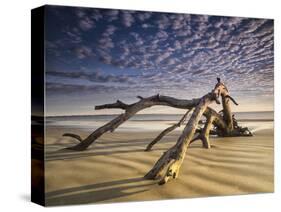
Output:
top-left (31, 6), bottom-right (45, 206)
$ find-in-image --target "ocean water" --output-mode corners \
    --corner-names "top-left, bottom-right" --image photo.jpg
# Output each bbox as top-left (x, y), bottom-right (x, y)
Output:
top-left (46, 111), bottom-right (273, 132)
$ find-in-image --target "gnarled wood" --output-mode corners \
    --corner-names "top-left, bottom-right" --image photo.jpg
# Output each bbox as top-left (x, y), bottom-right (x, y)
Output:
top-left (190, 115), bottom-right (215, 148)
top-left (64, 94), bottom-right (227, 151)
top-left (60, 78), bottom-right (253, 185)
top-left (144, 80), bottom-right (237, 184)
top-left (145, 92), bottom-right (218, 183)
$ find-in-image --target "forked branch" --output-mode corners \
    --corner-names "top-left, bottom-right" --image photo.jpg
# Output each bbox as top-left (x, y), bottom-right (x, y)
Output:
top-left (145, 109), bottom-right (192, 151)
top-left (63, 94), bottom-right (227, 151)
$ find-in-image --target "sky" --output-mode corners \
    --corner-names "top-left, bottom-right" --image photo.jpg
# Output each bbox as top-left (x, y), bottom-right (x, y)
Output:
top-left (45, 5), bottom-right (274, 116)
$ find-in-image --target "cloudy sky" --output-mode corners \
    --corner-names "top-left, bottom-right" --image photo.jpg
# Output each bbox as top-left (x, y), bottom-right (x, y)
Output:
top-left (45, 5), bottom-right (273, 116)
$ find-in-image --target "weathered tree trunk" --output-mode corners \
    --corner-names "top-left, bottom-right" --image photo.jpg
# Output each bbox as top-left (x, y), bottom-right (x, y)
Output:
top-left (216, 82), bottom-right (251, 137)
top-left (222, 95), bottom-right (234, 132)
top-left (144, 81), bottom-right (225, 184)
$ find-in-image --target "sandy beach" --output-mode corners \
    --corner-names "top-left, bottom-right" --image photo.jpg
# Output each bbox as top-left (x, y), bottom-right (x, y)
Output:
top-left (44, 120), bottom-right (274, 206)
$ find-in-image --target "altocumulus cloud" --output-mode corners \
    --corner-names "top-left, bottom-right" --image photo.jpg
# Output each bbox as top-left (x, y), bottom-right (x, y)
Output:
top-left (45, 5), bottom-right (273, 114)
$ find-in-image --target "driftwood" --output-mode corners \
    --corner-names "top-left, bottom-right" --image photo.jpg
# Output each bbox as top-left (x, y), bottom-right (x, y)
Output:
top-left (190, 114), bottom-right (215, 149)
top-left (62, 133), bottom-right (82, 142)
top-left (64, 93), bottom-right (226, 151)
top-left (62, 78), bottom-right (253, 185)
top-left (145, 109), bottom-right (192, 151)
top-left (145, 93), bottom-right (216, 184)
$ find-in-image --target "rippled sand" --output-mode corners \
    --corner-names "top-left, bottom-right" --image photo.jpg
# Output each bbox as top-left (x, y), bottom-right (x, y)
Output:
top-left (44, 124), bottom-right (274, 206)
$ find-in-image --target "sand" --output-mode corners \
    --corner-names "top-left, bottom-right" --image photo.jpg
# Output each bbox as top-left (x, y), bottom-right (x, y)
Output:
top-left (44, 125), bottom-right (274, 206)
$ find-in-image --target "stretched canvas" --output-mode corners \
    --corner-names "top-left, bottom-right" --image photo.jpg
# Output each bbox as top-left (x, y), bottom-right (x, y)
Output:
top-left (31, 5), bottom-right (274, 206)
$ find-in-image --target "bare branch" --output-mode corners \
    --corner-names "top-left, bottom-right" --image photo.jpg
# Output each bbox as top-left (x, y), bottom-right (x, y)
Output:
top-left (66, 95), bottom-right (201, 151)
top-left (145, 109), bottom-right (192, 151)
top-left (63, 133), bottom-right (83, 142)
top-left (95, 100), bottom-right (129, 110)
top-left (225, 95), bottom-right (239, 106)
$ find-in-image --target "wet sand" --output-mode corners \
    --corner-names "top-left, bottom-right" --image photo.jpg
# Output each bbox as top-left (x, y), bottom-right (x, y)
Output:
top-left (45, 125), bottom-right (274, 206)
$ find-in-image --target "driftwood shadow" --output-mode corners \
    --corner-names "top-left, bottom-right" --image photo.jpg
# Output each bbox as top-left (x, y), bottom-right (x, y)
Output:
top-left (45, 147), bottom-right (167, 161)
top-left (45, 138), bottom-right (175, 161)
top-left (46, 177), bottom-right (155, 206)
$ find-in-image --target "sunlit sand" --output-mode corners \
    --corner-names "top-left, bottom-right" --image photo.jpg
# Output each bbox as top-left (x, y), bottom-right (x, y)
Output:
top-left (44, 119), bottom-right (273, 206)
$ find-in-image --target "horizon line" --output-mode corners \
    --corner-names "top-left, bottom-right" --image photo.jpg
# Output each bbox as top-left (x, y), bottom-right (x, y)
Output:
top-left (43, 110), bottom-right (274, 118)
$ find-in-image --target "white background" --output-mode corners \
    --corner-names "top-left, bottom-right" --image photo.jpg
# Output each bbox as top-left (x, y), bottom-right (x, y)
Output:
top-left (0, 0), bottom-right (280, 211)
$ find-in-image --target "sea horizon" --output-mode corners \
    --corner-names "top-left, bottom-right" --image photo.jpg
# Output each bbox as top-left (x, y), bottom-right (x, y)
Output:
top-left (45, 110), bottom-right (274, 119)
top-left (42, 111), bottom-right (274, 132)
